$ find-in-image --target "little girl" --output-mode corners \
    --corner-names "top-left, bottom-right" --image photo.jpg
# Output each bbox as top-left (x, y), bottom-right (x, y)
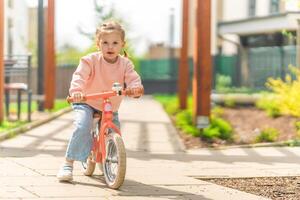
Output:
top-left (57, 20), bottom-right (143, 181)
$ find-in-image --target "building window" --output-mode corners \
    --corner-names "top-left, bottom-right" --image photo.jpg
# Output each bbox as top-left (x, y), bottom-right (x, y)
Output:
top-left (248, 0), bottom-right (256, 17)
top-left (270, 0), bottom-right (280, 14)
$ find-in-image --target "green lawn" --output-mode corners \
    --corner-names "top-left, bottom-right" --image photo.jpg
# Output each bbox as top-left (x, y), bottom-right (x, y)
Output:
top-left (6, 99), bottom-right (69, 113)
top-left (0, 99), bottom-right (70, 133)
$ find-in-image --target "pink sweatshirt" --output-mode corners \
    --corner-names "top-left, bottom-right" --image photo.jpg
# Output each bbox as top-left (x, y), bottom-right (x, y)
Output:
top-left (69, 52), bottom-right (142, 111)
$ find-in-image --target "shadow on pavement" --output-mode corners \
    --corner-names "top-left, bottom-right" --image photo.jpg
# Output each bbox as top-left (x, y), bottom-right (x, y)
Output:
top-left (72, 176), bottom-right (212, 200)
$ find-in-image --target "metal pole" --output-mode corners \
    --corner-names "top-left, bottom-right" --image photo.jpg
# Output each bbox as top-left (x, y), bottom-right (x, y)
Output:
top-left (0, 0), bottom-right (4, 122)
top-left (37, 0), bottom-right (45, 111)
top-left (193, 0), bottom-right (212, 128)
top-left (169, 8), bottom-right (175, 93)
top-left (178, 0), bottom-right (189, 109)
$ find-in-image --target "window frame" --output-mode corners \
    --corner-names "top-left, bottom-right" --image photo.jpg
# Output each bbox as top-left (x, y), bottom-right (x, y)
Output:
top-left (248, 0), bottom-right (256, 17)
top-left (270, 0), bottom-right (280, 14)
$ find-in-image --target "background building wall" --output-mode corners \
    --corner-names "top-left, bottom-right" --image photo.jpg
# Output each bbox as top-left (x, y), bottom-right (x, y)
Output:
top-left (4, 0), bottom-right (29, 55)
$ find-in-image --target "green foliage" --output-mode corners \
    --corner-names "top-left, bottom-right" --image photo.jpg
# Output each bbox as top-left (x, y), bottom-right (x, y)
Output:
top-left (282, 29), bottom-right (296, 40)
top-left (8, 100), bottom-right (68, 114)
top-left (175, 110), bottom-right (200, 137)
top-left (56, 45), bottom-right (92, 67)
top-left (215, 74), bottom-right (257, 94)
top-left (256, 93), bottom-right (280, 117)
top-left (0, 121), bottom-right (26, 132)
top-left (295, 121), bottom-right (300, 131)
top-left (153, 95), bottom-right (179, 115)
top-left (47, 100), bottom-right (70, 113)
top-left (294, 121), bottom-right (300, 138)
top-left (201, 116), bottom-right (233, 141)
top-left (154, 95), bottom-right (233, 142)
top-left (0, 100), bottom-right (70, 133)
top-left (284, 139), bottom-right (300, 147)
top-left (211, 106), bottom-right (224, 116)
top-left (255, 128), bottom-right (279, 142)
top-left (215, 74), bottom-right (232, 92)
top-left (224, 98), bottom-right (236, 108)
top-left (8, 101), bottom-right (37, 114)
top-left (78, 0), bottom-right (120, 41)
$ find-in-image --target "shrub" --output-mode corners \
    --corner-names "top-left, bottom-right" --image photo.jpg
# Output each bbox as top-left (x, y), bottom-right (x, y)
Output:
top-left (294, 121), bottom-right (300, 138)
top-left (295, 121), bottom-right (300, 131)
top-left (256, 94), bottom-right (280, 118)
top-left (201, 116), bottom-right (233, 141)
top-left (215, 74), bottom-right (232, 93)
top-left (211, 106), bottom-right (224, 117)
top-left (201, 127), bottom-right (220, 140)
top-left (264, 66), bottom-right (300, 117)
top-left (224, 98), bottom-right (236, 108)
top-left (255, 128), bottom-right (279, 142)
top-left (175, 110), bottom-right (200, 137)
top-left (155, 95), bottom-right (233, 141)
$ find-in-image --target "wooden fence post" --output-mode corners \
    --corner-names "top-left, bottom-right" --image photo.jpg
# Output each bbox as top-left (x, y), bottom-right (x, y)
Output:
top-left (178, 0), bottom-right (189, 109)
top-left (44, 0), bottom-right (56, 109)
top-left (193, 0), bottom-right (212, 128)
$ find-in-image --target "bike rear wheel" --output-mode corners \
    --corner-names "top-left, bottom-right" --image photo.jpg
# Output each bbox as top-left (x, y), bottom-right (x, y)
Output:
top-left (103, 132), bottom-right (126, 189)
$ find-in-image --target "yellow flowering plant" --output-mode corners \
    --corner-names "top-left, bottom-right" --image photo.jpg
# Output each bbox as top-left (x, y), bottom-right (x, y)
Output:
top-left (265, 66), bottom-right (300, 117)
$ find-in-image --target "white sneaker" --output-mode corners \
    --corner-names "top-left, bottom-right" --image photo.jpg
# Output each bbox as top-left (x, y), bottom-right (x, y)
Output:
top-left (57, 164), bottom-right (73, 181)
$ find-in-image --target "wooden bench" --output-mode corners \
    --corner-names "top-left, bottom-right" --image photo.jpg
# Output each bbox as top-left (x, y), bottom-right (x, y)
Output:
top-left (4, 55), bottom-right (32, 121)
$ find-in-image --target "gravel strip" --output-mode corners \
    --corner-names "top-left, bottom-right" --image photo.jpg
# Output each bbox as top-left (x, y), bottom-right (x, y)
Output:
top-left (200, 176), bottom-right (300, 200)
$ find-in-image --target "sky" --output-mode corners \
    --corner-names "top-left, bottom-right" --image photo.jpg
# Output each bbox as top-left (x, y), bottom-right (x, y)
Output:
top-left (26, 0), bottom-right (182, 55)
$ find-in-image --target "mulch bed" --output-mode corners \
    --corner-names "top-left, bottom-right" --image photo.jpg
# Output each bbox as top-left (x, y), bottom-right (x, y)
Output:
top-left (200, 176), bottom-right (300, 200)
top-left (177, 107), bottom-right (300, 149)
top-left (179, 107), bottom-right (300, 199)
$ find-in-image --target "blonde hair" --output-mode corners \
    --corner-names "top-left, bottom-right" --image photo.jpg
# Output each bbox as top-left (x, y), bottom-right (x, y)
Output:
top-left (95, 20), bottom-right (128, 57)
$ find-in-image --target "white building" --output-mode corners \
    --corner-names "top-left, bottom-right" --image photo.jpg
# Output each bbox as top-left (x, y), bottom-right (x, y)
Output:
top-left (187, 0), bottom-right (300, 88)
top-left (219, 0), bottom-right (300, 55)
top-left (4, 0), bottom-right (29, 55)
top-left (188, 0), bottom-right (300, 55)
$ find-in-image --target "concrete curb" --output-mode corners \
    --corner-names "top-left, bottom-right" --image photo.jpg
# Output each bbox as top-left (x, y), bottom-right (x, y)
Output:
top-left (211, 140), bottom-right (299, 150)
top-left (0, 107), bottom-right (72, 141)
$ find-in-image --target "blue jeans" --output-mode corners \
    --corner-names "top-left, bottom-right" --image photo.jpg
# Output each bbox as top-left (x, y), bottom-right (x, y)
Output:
top-left (65, 103), bottom-right (120, 162)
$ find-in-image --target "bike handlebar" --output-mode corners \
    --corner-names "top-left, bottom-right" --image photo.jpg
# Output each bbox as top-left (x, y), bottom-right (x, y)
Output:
top-left (66, 90), bottom-right (132, 104)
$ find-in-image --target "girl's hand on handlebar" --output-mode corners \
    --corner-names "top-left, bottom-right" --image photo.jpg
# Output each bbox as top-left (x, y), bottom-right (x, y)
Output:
top-left (72, 92), bottom-right (84, 102)
top-left (125, 87), bottom-right (144, 98)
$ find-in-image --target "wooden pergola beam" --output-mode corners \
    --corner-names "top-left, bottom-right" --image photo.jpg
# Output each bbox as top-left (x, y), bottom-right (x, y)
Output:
top-left (178, 0), bottom-right (189, 109)
top-left (193, 0), bottom-right (212, 128)
top-left (44, 0), bottom-right (56, 109)
top-left (0, 0), bottom-right (4, 123)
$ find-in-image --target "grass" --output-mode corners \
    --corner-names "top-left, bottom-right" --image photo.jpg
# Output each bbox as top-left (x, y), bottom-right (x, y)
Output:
top-left (0, 99), bottom-right (70, 133)
top-left (7, 99), bottom-right (69, 113)
top-left (0, 120), bottom-right (27, 133)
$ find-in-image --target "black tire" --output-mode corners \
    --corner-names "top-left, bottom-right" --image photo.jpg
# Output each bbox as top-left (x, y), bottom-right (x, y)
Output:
top-left (103, 133), bottom-right (126, 189)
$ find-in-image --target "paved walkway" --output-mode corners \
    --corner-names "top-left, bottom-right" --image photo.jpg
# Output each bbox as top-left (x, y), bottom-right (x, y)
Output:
top-left (1, 96), bottom-right (300, 199)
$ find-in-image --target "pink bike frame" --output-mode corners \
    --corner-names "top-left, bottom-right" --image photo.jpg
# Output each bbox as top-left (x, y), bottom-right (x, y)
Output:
top-left (67, 90), bottom-right (126, 163)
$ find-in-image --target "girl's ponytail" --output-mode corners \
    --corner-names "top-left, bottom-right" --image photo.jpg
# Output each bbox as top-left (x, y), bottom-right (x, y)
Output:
top-left (123, 50), bottom-right (128, 58)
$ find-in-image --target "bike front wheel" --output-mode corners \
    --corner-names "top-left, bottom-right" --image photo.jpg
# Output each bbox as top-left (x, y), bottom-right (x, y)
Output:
top-left (103, 132), bottom-right (126, 189)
